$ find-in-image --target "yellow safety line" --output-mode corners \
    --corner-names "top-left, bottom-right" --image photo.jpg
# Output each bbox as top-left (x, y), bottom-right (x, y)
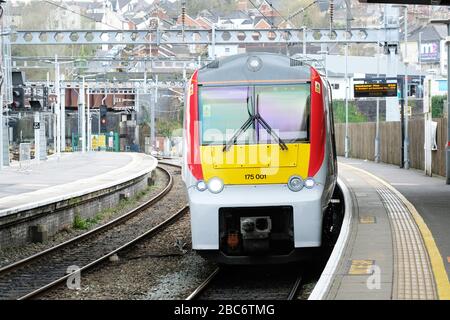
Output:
top-left (340, 163), bottom-right (450, 300)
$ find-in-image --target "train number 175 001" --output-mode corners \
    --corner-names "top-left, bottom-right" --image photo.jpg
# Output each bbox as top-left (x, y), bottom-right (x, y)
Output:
top-left (244, 174), bottom-right (267, 180)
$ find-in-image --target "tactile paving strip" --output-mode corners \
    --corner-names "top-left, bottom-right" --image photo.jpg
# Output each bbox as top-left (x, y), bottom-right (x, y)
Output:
top-left (377, 188), bottom-right (437, 300)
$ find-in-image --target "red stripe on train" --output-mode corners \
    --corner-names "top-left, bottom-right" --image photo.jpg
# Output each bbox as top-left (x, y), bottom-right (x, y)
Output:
top-left (186, 70), bottom-right (203, 180)
top-left (308, 67), bottom-right (326, 177)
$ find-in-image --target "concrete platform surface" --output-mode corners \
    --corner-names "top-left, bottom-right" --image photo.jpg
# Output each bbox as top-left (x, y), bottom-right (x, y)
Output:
top-left (0, 152), bottom-right (157, 217)
top-left (321, 159), bottom-right (450, 300)
top-left (339, 157), bottom-right (450, 282)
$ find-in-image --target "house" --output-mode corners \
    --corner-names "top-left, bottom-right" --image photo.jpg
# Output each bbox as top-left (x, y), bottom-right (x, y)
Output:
top-left (403, 24), bottom-right (448, 77)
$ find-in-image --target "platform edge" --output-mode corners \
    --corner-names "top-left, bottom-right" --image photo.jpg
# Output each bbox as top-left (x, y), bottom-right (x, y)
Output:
top-left (340, 163), bottom-right (450, 301)
top-left (308, 177), bottom-right (353, 300)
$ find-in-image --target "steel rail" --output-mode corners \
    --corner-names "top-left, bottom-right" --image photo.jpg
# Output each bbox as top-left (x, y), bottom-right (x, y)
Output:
top-left (0, 165), bottom-right (172, 277)
top-left (186, 267), bottom-right (304, 301)
top-left (0, 164), bottom-right (186, 300)
top-left (21, 204), bottom-right (189, 300)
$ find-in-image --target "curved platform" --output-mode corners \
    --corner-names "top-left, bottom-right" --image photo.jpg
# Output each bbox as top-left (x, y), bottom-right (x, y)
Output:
top-left (311, 158), bottom-right (450, 300)
top-left (0, 152), bottom-right (157, 249)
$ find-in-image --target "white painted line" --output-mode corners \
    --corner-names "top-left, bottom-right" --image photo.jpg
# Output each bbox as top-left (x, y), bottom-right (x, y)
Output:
top-left (308, 177), bottom-right (353, 300)
top-left (390, 183), bottom-right (419, 186)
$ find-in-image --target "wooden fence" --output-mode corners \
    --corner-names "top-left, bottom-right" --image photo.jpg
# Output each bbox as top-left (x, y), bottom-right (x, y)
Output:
top-left (335, 117), bottom-right (448, 177)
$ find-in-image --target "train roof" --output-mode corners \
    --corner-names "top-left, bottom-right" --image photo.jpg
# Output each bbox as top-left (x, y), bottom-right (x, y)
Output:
top-left (197, 52), bottom-right (312, 85)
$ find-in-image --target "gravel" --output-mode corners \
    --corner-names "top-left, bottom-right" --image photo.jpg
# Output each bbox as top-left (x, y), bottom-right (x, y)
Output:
top-left (0, 168), bottom-right (168, 269)
top-left (39, 212), bottom-right (216, 300)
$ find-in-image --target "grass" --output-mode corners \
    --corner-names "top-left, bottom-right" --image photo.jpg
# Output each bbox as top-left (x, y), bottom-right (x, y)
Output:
top-left (72, 185), bottom-right (156, 230)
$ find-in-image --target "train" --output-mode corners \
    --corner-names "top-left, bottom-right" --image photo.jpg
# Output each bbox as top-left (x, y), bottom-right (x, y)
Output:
top-left (182, 52), bottom-right (338, 264)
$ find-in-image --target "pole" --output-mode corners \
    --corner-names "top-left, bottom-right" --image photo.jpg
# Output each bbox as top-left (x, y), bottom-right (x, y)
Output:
top-left (0, 94), bottom-right (3, 169)
top-left (60, 74), bottom-right (66, 152)
top-left (34, 111), bottom-right (40, 164)
top-left (81, 77), bottom-right (86, 153)
top-left (211, 24), bottom-right (216, 59)
top-left (55, 55), bottom-right (61, 156)
top-left (400, 78), bottom-right (405, 168)
top-left (419, 32), bottom-right (422, 74)
top-left (403, 6), bottom-right (410, 169)
top-left (446, 23), bottom-right (450, 184)
top-left (344, 42), bottom-right (349, 158)
top-left (344, 2), bottom-right (352, 159)
top-left (87, 86), bottom-right (91, 152)
top-left (151, 75), bottom-right (157, 151)
top-left (375, 32), bottom-right (381, 163)
top-left (303, 26), bottom-right (306, 56)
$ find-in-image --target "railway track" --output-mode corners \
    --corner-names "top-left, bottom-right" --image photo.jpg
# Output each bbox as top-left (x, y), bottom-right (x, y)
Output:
top-left (0, 163), bottom-right (187, 300)
top-left (186, 265), bottom-right (304, 300)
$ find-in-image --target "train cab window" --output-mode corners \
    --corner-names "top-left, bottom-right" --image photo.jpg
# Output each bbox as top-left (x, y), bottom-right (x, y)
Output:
top-left (255, 84), bottom-right (310, 143)
top-left (199, 84), bottom-right (310, 146)
top-left (199, 86), bottom-right (255, 145)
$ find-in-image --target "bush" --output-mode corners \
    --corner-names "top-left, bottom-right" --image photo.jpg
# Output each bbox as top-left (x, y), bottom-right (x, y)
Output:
top-left (432, 95), bottom-right (447, 118)
top-left (332, 100), bottom-right (368, 123)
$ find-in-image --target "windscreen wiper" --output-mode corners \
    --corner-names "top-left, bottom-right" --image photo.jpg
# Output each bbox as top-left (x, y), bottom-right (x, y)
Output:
top-left (254, 113), bottom-right (288, 151)
top-left (254, 94), bottom-right (288, 151)
top-left (222, 93), bottom-right (288, 152)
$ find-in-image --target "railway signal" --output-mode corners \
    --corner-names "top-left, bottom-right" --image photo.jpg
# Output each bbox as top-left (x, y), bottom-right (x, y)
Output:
top-left (100, 105), bottom-right (108, 133)
top-left (11, 87), bottom-right (25, 109)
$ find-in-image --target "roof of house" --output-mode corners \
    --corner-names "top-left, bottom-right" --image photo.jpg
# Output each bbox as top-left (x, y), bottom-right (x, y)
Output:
top-left (409, 24), bottom-right (447, 42)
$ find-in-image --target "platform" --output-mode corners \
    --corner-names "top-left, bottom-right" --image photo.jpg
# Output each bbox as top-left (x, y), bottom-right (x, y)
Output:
top-left (0, 152), bottom-right (157, 249)
top-left (0, 152), bottom-right (157, 216)
top-left (311, 158), bottom-right (450, 300)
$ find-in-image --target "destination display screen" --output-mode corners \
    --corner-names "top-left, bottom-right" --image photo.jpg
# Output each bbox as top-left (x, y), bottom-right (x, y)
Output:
top-left (354, 83), bottom-right (398, 98)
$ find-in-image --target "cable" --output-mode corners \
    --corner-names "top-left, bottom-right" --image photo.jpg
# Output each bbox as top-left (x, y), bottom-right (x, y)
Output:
top-left (248, 0), bottom-right (276, 28)
top-left (43, 0), bottom-right (121, 30)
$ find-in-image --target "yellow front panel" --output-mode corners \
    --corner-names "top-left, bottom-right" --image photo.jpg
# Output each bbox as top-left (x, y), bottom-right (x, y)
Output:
top-left (201, 143), bottom-right (310, 185)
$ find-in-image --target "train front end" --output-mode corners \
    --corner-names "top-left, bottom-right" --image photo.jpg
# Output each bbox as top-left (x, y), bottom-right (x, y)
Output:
top-left (183, 53), bottom-right (336, 264)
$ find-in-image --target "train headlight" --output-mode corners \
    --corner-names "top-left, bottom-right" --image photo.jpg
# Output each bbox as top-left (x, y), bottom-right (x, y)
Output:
top-left (288, 176), bottom-right (304, 192)
top-left (196, 180), bottom-right (207, 192)
top-left (304, 178), bottom-right (315, 189)
top-left (207, 177), bottom-right (224, 194)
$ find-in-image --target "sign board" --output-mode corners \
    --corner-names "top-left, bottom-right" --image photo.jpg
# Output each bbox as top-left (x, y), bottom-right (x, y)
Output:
top-left (354, 83), bottom-right (398, 98)
top-left (420, 41), bottom-right (440, 63)
top-left (33, 122), bottom-right (40, 130)
top-left (91, 135), bottom-right (106, 150)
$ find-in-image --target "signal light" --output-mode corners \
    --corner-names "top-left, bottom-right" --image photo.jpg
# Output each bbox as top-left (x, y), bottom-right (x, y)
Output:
top-left (12, 87), bottom-right (25, 109)
top-left (100, 105), bottom-right (108, 133)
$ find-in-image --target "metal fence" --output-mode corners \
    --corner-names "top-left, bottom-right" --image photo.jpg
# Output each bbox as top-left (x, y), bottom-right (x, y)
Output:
top-left (335, 117), bottom-right (448, 177)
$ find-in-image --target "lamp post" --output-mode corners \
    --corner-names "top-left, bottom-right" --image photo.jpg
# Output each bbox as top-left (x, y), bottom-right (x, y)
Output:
top-left (430, 19), bottom-right (450, 184)
top-left (344, 0), bottom-right (353, 159)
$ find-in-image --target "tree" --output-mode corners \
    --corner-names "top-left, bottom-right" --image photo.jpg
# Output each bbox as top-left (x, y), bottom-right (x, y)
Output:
top-left (156, 119), bottom-right (182, 138)
top-left (276, 0), bottom-right (327, 28)
top-left (186, 0), bottom-right (237, 17)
